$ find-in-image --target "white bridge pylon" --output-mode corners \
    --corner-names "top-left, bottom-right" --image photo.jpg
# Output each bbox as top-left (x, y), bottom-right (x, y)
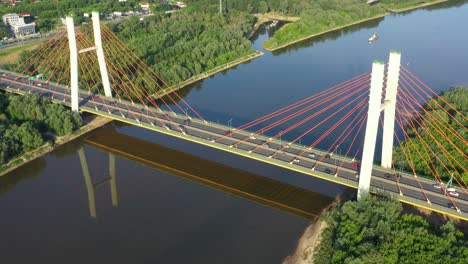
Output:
top-left (358, 51), bottom-right (401, 200)
top-left (66, 12), bottom-right (112, 112)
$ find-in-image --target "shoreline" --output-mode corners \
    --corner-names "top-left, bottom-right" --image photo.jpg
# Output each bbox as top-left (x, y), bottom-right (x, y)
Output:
top-left (252, 12), bottom-right (301, 35)
top-left (282, 219), bottom-right (328, 264)
top-left (380, 0), bottom-right (449, 13)
top-left (263, 13), bottom-right (388, 52)
top-left (156, 51), bottom-right (264, 96)
top-left (0, 115), bottom-right (112, 177)
top-left (263, 0), bottom-right (451, 52)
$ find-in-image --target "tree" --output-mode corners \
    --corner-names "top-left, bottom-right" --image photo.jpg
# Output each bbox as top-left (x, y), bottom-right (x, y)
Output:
top-left (258, 1), bottom-right (269, 13)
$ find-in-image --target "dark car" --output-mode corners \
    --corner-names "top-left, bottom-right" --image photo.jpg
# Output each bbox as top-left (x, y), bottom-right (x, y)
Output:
top-left (324, 154), bottom-right (331, 159)
top-left (324, 168), bottom-right (334, 175)
top-left (384, 173), bottom-right (392, 179)
top-left (225, 130), bottom-right (233, 136)
top-left (448, 203), bottom-right (456, 209)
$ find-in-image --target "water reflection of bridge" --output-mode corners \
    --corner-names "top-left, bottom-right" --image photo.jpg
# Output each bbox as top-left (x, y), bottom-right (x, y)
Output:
top-left (79, 127), bottom-right (334, 219)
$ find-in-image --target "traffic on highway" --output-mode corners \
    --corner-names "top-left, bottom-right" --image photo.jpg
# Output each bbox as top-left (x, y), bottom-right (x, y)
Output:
top-left (1, 70), bottom-right (467, 219)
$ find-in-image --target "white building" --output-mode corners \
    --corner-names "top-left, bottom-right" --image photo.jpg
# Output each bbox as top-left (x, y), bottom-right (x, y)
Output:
top-left (3, 13), bottom-right (21, 25)
top-left (2, 13), bottom-right (36, 38)
top-left (11, 22), bottom-right (36, 37)
top-left (140, 2), bottom-right (150, 10)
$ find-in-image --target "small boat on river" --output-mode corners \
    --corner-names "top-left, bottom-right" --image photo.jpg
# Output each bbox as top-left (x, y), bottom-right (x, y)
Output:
top-left (368, 32), bottom-right (379, 43)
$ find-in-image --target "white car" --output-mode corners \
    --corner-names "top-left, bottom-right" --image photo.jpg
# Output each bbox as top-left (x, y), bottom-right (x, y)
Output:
top-left (292, 158), bottom-right (300, 163)
top-left (432, 184), bottom-right (442, 189)
top-left (448, 191), bottom-right (459, 197)
top-left (308, 153), bottom-right (316, 158)
top-left (447, 187), bottom-right (456, 192)
top-left (249, 135), bottom-right (256, 140)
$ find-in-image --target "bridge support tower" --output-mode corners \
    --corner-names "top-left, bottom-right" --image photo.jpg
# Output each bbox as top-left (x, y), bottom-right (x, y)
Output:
top-left (65, 12), bottom-right (112, 112)
top-left (358, 51), bottom-right (401, 200)
top-left (381, 51), bottom-right (401, 168)
top-left (358, 61), bottom-right (385, 200)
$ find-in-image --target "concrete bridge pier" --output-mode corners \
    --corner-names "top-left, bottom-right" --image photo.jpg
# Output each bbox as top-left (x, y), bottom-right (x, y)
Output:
top-left (381, 51), bottom-right (401, 168)
top-left (66, 12), bottom-right (112, 113)
top-left (65, 17), bottom-right (79, 112)
top-left (358, 61), bottom-right (385, 200)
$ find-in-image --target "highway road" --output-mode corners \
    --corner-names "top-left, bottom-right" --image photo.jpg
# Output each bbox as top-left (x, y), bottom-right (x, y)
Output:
top-left (1, 70), bottom-right (467, 220)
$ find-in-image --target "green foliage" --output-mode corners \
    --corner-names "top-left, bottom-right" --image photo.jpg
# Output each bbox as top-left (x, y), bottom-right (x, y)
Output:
top-left (0, 92), bottom-right (81, 165)
top-left (0, 20), bottom-right (7, 40)
top-left (110, 10), bottom-right (256, 85)
top-left (393, 87), bottom-right (468, 183)
top-left (381, 0), bottom-right (445, 11)
top-left (315, 195), bottom-right (468, 264)
top-left (0, 0), bottom-right (145, 32)
top-left (263, 0), bottom-right (386, 49)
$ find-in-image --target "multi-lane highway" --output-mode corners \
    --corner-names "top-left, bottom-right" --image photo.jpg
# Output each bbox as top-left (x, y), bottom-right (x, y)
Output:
top-left (1, 70), bottom-right (467, 221)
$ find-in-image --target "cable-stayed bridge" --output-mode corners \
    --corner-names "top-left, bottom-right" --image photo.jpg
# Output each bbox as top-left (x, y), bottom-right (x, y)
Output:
top-left (0, 13), bottom-right (466, 221)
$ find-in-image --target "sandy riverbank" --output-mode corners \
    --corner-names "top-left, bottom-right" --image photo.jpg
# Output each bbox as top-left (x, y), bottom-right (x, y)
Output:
top-left (282, 220), bottom-right (328, 264)
top-left (0, 115), bottom-right (112, 177)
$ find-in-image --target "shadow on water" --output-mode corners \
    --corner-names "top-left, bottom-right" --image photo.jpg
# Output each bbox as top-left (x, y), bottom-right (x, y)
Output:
top-left (0, 157), bottom-right (46, 195)
top-left (84, 126), bottom-right (334, 220)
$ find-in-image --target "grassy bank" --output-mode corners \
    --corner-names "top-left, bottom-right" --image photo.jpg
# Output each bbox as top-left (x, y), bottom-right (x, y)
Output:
top-left (0, 115), bottom-right (112, 177)
top-left (0, 43), bottom-right (40, 65)
top-left (380, 0), bottom-right (449, 12)
top-left (263, 0), bottom-right (451, 52)
top-left (155, 50), bottom-right (264, 97)
top-left (253, 12), bottom-right (300, 31)
top-left (263, 13), bottom-right (387, 52)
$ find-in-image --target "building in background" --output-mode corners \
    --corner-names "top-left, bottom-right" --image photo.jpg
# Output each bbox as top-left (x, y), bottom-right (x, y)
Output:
top-left (2, 13), bottom-right (36, 38)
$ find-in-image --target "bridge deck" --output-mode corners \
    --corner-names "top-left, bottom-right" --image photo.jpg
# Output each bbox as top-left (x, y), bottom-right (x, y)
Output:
top-left (1, 70), bottom-right (467, 221)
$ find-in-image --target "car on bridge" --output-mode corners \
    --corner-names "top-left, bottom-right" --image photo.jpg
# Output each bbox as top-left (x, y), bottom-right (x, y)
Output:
top-left (308, 153), bottom-right (316, 158)
top-left (352, 162), bottom-right (360, 167)
top-left (324, 168), bottom-right (334, 175)
top-left (449, 191), bottom-right (459, 197)
top-left (448, 203), bottom-right (456, 209)
top-left (432, 184), bottom-right (442, 189)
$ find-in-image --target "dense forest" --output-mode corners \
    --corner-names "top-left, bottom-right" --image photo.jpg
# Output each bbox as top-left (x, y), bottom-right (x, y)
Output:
top-left (393, 87), bottom-right (468, 183)
top-left (314, 195), bottom-right (468, 264)
top-left (109, 11), bottom-right (256, 85)
top-left (0, 92), bottom-right (81, 165)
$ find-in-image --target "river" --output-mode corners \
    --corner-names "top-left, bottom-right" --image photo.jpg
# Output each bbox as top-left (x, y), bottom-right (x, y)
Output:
top-left (1, 1), bottom-right (468, 263)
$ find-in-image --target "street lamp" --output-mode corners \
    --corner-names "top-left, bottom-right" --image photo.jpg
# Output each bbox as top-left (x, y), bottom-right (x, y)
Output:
top-left (227, 118), bottom-right (233, 131)
top-left (185, 107), bottom-right (192, 120)
top-left (280, 130), bottom-right (283, 147)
